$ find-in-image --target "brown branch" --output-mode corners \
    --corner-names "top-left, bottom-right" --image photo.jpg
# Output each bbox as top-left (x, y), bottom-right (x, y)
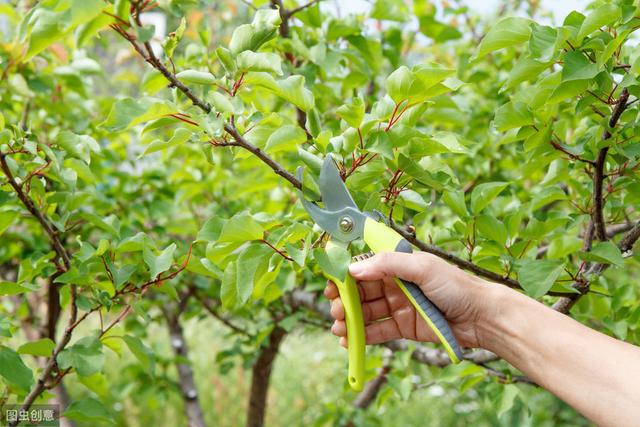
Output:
top-left (246, 325), bottom-right (286, 427)
top-left (113, 25), bottom-right (302, 189)
top-left (193, 289), bottom-right (250, 336)
top-left (0, 153), bottom-right (70, 269)
top-left (552, 220), bottom-right (640, 313)
top-left (592, 88), bottom-right (630, 242)
top-left (389, 222), bottom-right (520, 288)
top-left (161, 303), bottom-right (207, 427)
top-left (479, 364), bottom-right (538, 386)
top-left (1, 151), bottom-right (79, 424)
top-left (352, 350), bottom-right (392, 409)
top-left (260, 238), bottom-right (294, 261)
top-left (285, 0), bottom-right (323, 17)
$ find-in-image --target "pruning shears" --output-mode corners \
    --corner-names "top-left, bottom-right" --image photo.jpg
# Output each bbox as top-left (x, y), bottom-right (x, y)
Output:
top-left (297, 157), bottom-right (463, 391)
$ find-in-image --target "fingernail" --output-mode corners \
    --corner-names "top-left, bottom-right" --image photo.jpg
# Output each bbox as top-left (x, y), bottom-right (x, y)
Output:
top-left (349, 261), bottom-right (365, 276)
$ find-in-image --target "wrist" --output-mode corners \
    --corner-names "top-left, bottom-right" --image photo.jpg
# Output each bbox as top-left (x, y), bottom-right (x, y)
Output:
top-left (473, 283), bottom-right (529, 355)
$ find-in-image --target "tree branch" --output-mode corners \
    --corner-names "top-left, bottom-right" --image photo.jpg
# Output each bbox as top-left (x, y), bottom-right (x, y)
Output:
top-left (112, 24), bottom-right (302, 189)
top-left (553, 220), bottom-right (640, 313)
top-left (285, 0), bottom-right (323, 18)
top-left (193, 288), bottom-right (250, 336)
top-left (352, 350), bottom-right (393, 409)
top-left (592, 88), bottom-right (630, 242)
top-left (1, 151), bottom-right (79, 425)
top-left (246, 325), bottom-right (286, 427)
top-left (161, 304), bottom-right (207, 427)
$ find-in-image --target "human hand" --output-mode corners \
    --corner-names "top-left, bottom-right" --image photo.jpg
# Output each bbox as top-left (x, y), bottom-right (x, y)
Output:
top-left (324, 251), bottom-right (497, 349)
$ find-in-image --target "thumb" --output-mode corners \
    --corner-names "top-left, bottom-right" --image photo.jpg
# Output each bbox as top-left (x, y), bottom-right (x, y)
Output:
top-left (348, 252), bottom-right (432, 285)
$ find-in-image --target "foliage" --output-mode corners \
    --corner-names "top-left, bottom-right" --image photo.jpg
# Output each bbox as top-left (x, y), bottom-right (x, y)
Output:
top-left (0, 0), bottom-right (639, 425)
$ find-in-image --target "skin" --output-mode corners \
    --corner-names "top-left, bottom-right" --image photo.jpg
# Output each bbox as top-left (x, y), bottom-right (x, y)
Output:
top-left (325, 251), bottom-right (640, 427)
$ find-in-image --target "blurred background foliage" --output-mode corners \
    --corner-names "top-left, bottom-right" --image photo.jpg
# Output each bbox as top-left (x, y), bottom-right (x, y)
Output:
top-left (0, 0), bottom-right (638, 425)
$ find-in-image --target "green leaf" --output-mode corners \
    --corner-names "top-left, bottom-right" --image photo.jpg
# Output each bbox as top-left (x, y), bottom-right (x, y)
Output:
top-left (143, 128), bottom-right (192, 156)
top-left (371, 0), bottom-right (409, 22)
top-left (578, 241), bottom-right (625, 267)
top-left (175, 69), bottom-right (217, 85)
top-left (221, 262), bottom-right (238, 309)
top-left (244, 73), bottom-right (315, 111)
top-left (236, 51), bottom-right (282, 75)
top-left (476, 215), bottom-right (507, 245)
top-left (0, 281), bottom-right (38, 296)
top-left (398, 154), bottom-right (454, 191)
top-left (207, 91), bottom-right (234, 115)
top-left (314, 244), bottom-right (350, 281)
top-left (64, 397), bottom-right (113, 424)
top-left (103, 257), bottom-right (136, 289)
top-left (24, 0), bottom-right (104, 60)
top-left (0, 345), bottom-right (33, 390)
top-left (143, 243), bottom-right (176, 279)
top-left (58, 336), bottom-right (105, 377)
top-left (497, 384), bottom-right (519, 418)
top-left (136, 24), bottom-right (155, 43)
top-left (505, 57), bottom-right (550, 89)
top-left (197, 217), bottom-right (226, 242)
top-left (162, 17), bottom-right (186, 58)
top-left (122, 335), bottom-right (155, 376)
top-left (100, 97), bottom-right (175, 132)
top-left (517, 259), bottom-right (564, 298)
top-left (562, 51), bottom-right (598, 82)
top-left (385, 66), bottom-right (413, 104)
top-left (577, 4), bottom-right (621, 41)
top-left (531, 186), bottom-right (566, 211)
top-left (276, 75), bottom-right (315, 112)
top-left (56, 131), bottom-right (101, 164)
top-left (476, 17), bottom-right (532, 58)
top-left (548, 79), bottom-right (590, 103)
top-left (265, 125), bottom-right (307, 153)
top-left (493, 102), bottom-right (534, 132)
top-left (529, 23), bottom-right (557, 61)
top-left (442, 190), bottom-right (468, 218)
top-left (0, 211), bottom-right (17, 236)
top-left (236, 243), bottom-right (272, 305)
top-left (216, 47), bottom-right (236, 74)
top-left (17, 338), bottom-right (55, 357)
top-left (470, 182), bottom-right (508, 213)
top-left (336, 97), bottom-right (365, 128)
top-left (385, 65), bottom-right (454, 105)
top-left (229, 9), bottom-right (281, 55)
top-left (218, 211), bottom-right (264, 242)
top-left (367, 131), bottom-right (394, 160)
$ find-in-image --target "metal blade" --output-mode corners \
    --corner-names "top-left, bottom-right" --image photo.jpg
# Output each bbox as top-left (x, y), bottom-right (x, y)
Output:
top-left (297, 165), bottom-right (366, 243)
top-left (320, 157), bottom-right (358, 211)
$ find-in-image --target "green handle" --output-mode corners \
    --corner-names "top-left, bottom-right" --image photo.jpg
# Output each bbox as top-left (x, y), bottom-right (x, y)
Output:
top-left (363, 218), bottom-right (463, 363)
top-left (324, 241), bottom-right (365, 391)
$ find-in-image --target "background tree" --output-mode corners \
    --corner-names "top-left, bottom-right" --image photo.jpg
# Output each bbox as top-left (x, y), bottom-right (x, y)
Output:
top-left (0, 0), bottom-right (638, 426)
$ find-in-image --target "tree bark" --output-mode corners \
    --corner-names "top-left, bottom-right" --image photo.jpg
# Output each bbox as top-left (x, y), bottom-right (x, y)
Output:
top-left (246, 326), bottom-right (286, 427)
top-left (164, 307), bottom-right (207, 427)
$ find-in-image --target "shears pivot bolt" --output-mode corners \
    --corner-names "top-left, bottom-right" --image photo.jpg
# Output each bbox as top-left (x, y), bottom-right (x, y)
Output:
top-left (339, 216), bottom-right (354, 233)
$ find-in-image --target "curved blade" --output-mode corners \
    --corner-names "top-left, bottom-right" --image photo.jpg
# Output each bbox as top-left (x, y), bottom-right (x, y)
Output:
top-left (320, 157), bottom-right (358, 211)
top-left (297, 166), bottom-right (365, 243)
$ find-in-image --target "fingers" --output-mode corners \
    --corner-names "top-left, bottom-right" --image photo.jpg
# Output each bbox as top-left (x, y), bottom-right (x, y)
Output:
top-left (331, 318), bottom-right (404, 345)
top-left (330, 297), bottom-right (392, 323)
top-left (349, 252), bottom-right (434, 285)
top-left (324, 280), bottom-right (385, 302)
top-left (324, 281), bottom-right (339, 299)
top-left (363, 318), bottom-right (403, 344)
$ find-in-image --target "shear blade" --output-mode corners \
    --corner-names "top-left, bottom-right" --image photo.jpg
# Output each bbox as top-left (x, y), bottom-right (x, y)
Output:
top-left (296, 161), bottom-right (366, 243)
top-left (319, 157), bottom-right (358, 211)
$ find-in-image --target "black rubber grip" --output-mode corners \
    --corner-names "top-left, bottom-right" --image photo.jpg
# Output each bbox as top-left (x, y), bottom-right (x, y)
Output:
top-left (396, 239), bottom-right (464, 362)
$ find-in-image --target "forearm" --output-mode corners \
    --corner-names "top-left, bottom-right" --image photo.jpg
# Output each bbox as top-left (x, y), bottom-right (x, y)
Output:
top-left (477, 284), bottom-right (640, 427)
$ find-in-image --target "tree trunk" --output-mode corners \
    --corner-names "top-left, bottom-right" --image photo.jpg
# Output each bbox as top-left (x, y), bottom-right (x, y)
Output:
top-left (246, 326), bottom-right (286, 427)
top-left (164, 307), bottom-right (207, 427)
